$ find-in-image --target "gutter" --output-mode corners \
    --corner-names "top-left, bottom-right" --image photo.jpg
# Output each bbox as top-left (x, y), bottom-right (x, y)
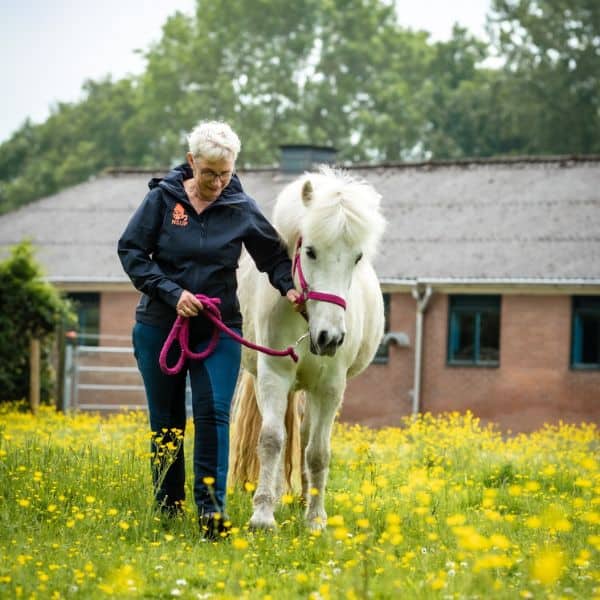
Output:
top-left (45, 276), bottom-right (130, 283)
top-left (411, 284), bottom-right (432, 416)
top-left (381, 277), bottom-right (600, 286)
top-left (381, 277), bottom-right (600, 296)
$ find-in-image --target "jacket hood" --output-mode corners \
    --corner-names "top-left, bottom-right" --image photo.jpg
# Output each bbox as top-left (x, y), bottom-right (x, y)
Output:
top-left (149, 164), bottom-right (246, 206)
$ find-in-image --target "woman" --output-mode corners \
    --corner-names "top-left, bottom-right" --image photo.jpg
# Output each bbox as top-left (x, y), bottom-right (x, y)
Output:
top-left (118, 121), bottom-right (301, 539)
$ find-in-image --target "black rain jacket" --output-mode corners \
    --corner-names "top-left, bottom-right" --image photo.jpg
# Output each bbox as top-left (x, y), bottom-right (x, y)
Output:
top-left (118, 164), bottom-right (293, 341)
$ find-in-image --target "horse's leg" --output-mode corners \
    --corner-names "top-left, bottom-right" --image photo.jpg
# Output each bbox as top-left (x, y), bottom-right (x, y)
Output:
top-left (250, 367), bottom-right (290, 529)
top-left (300, 401), bottom-right (311, 504)
top-left (304, 391), bottom-right (341, 530)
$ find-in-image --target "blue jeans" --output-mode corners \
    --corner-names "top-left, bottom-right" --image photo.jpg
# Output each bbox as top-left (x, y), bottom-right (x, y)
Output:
top-left (132, 321), bottom-right (241, 515)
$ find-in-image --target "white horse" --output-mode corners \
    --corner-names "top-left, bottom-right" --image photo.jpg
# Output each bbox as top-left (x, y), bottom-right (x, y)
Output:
top-left (230, 167), bottom-right (386, 529)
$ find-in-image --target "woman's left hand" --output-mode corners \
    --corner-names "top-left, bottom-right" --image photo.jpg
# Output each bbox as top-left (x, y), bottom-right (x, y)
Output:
top-left (286, 288), bottom-right (305, 311)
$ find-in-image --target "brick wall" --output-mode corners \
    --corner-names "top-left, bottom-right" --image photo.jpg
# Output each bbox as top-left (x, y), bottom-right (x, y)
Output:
top-left (421, 293), bottom-right (600, 432)
top-left (100, 291), bottom-right (139, 344)
top-left (340, 293), bottom-right (415, 427)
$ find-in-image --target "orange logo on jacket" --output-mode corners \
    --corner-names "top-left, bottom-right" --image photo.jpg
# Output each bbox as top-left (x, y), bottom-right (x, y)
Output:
top-left (172, 203), bottom-right (189, 226)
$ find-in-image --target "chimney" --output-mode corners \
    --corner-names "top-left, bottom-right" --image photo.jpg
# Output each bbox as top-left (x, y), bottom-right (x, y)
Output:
top-left (279, 145), bottom-right (337, 174)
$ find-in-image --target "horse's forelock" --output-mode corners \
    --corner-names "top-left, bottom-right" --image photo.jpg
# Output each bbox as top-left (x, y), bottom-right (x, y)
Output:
top-left (301, 171), bottom-right (385, 259)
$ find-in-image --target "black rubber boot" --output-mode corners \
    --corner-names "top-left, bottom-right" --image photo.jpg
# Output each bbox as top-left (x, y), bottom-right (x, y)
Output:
top-left (198, 513), bottom-right (232, 540)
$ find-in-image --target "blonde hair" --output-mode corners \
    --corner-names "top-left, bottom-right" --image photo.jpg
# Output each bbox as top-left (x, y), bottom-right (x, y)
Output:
top-left (187, 120), bottom-right (241, 162)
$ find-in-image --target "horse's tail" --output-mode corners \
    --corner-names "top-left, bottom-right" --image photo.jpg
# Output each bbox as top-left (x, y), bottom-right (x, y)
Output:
top-left (229, 370), bottom-right (301, 491)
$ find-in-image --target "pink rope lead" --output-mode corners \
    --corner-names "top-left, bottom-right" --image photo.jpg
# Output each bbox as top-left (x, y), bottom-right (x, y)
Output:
top-left (159, 294), bottom-right (298, 375)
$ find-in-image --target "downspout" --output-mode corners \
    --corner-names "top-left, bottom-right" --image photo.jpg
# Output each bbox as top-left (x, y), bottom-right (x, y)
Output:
top-left (411, 284), bottom-right (432, 416)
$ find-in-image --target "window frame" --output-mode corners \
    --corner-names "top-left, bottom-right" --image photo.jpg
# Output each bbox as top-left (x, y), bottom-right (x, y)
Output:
top-left (570, 296), bottom-right (600, 370)
top-left (372, 292), bottom-right (391, 365)
top-left (447, 294), bottom-right (501, 367)
top-left (66, 292), bottom-right (101, 347)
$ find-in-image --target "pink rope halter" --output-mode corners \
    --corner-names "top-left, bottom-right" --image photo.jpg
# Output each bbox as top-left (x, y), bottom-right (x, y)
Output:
top-left (292, 237), bottom-right (347, 310)
top-left (159, 294), bottom-right (298, 375)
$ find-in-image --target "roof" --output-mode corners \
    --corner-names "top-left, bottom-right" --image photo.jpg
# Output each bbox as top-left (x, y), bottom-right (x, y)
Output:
top-left (1, 156), bottom-right (599, 288)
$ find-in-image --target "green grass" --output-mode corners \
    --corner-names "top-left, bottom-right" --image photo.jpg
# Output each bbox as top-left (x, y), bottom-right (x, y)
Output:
top-left (0, 404), bottom-right (598, 599)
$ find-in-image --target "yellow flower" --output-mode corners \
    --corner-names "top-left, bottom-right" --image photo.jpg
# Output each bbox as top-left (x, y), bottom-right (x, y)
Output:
top-left (295, 573), bottom-right (308, 583)
top-left (525, 516), bottom-right (542, 528)
top-left (356, 518), bottom-right (369, 529)
top-left (588, 534), bottom-right (600, 550)
top-left (85, 495), bottom-right (96, 504)
top-left (244, 481), bottom-right (256, 492)
top-left (554, 519), bottom-right (572, 532)
top-left (446, 514), bottom-right (466, 526)
top-left (416, 491), bottom-right (431, 506)
top-left (118, 521), bottom-right (129, 531)
top-left (327, 515), bottom-right (344, 527)
top-left (508, 484), bottom-right (522, 496)
top-left (574, 549), bottom-right (591, 567)
top-left (232, 538), bottom-right (248, 550)
top-left (580, 457), bottom-right (597, 470)
top-left (430, 578), bottom-right (445, 590)
top-left (203, 476), bottom-right (215, 486)
top-left (385, 513), bottom-right (401, 526)
top-left (18, 499), bottom-right (30, 508)
top-left (531, 549), bottom-right (564, 586)
top-left (489, 534), bottom-right (510, 550)
top-left (360, 481), bottom-right (376, 495)
top-left (281, 494), bottom-right (294, 505)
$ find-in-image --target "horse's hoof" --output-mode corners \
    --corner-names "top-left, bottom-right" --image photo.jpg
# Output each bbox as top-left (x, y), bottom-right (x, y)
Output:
top-left (249, 514), bottom-right (277, 530)
top-left (307, 515), bottom-right (327, 531)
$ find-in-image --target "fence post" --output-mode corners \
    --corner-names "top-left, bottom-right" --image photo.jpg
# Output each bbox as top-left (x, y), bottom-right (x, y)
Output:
top-left (63, 335), bottom-right (76, 411)
top-left (29, 338), bottom-right (40, 414)
top-left (55, 322), bottom-right (66, 411)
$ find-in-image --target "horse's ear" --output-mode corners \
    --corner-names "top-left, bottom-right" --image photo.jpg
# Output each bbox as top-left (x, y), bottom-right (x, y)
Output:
top-left (301, 180), bottom-right (313, 206)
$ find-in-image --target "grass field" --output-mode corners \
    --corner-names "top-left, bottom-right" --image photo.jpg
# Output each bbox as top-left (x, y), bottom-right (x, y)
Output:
top-left (0, 403), bottom-right (598, 599)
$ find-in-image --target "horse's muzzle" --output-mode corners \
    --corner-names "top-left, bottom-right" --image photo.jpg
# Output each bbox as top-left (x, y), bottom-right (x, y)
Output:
top-left (310, 330), bottom-right (345, 356)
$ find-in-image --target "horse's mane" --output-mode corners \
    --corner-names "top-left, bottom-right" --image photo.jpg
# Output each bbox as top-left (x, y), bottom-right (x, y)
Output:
top-left (273, 167), bottom-right (386, 261)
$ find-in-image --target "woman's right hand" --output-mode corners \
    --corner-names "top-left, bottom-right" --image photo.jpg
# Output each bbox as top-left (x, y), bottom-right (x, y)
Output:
top-left (176, 290), bottom-right (204, 317)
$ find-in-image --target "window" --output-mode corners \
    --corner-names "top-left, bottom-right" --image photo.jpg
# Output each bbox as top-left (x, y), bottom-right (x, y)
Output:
top-left (372, 293), bottom-right (391, 364)
top-left (67, 292), bottom-right (100, 346)
top-left (571, 296), bottom-right (600, 369)
top-left (448, 295), bottom-right (500, 366)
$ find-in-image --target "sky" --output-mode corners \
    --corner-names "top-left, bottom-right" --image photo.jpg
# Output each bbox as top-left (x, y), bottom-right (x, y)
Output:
top-left (0, 0), bottom-right (491, 144)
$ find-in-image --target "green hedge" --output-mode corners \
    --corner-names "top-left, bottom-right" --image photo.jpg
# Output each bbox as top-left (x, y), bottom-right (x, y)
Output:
top-left (0, 241), bottom-right (74, 403)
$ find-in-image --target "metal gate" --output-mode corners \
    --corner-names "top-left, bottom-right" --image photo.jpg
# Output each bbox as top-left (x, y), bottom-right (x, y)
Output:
top-left (62, 333), bottom-right (146, 411)
top-left (62, 333), bottom-right (192, 412)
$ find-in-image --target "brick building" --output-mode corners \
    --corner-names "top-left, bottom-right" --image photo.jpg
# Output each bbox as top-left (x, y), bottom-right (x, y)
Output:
top-left (1, 154), bottom-right (599, 431)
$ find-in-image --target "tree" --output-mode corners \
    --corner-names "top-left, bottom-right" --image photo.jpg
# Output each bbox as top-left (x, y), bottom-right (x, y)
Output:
top-left (301, 0), bottom-right (435, 162)
top-left (487, 0), bottom-right (600, 154)
top-left (0, 77), bottom-right (141, 214)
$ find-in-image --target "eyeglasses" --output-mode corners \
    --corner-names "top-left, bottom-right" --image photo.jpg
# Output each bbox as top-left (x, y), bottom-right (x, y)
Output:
top-left (198, 168), bottom-right (233, 184)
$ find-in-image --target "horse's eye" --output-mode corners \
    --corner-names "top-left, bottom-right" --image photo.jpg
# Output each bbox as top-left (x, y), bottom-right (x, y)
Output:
top-left (306, 247), bottom-right (317, 260)
top-left (355, 252), bottom-right (363, 264)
